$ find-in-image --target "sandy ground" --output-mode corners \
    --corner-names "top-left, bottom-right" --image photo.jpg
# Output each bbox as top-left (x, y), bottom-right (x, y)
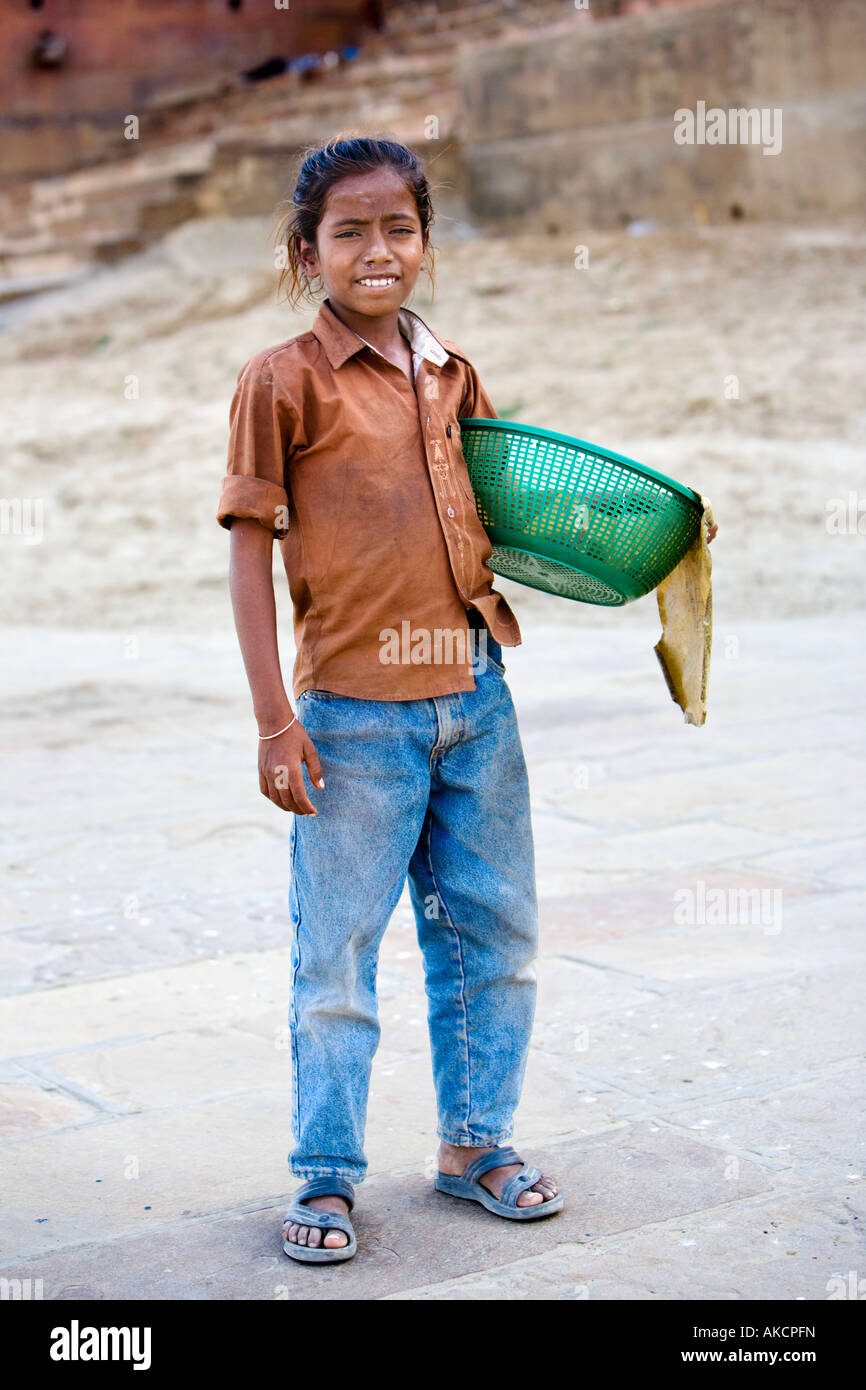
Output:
top-left (1, 214), bottom-right (865, 638)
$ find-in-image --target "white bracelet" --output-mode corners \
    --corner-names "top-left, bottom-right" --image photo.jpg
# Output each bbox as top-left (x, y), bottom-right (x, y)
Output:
top-left (258, 715), bottom-right (296, 740)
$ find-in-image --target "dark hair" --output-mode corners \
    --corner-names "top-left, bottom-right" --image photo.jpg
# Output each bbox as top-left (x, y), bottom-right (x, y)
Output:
top-left (273, 134), bottom-right (438, 308)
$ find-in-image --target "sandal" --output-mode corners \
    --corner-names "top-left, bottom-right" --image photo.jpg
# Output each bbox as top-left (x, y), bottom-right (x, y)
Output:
top-left (281, 1176), bottom-right (358, 1262)
top-left (434, 1145), bottom-right (563, 1220)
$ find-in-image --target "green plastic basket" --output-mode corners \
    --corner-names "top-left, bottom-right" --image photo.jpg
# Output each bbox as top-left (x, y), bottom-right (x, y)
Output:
top-left (457, 418), bottom-right (703, 606)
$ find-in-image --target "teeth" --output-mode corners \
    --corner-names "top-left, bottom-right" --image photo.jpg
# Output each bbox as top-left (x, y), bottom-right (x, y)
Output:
top-left (359, 277), bottom-right (396, 286)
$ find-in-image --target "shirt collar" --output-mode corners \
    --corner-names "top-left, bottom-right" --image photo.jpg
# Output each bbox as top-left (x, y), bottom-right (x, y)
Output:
top-left (311, 297), bottom-right (451, 374)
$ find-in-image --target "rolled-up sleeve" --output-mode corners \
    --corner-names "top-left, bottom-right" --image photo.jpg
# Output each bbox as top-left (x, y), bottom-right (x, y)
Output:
top-left (217, 357), bottom-right (295, 535)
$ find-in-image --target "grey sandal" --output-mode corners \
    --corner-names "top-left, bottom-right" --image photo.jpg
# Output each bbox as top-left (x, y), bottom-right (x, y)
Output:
top-left (281, 1176), bottom-right (358, 1262)
top-left (434, 1145), bottom-right (563, 1220)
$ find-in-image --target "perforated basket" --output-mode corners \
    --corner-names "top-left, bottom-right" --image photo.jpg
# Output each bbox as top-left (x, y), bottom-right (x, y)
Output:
top-left (457, 418), bottom-right (703, 605)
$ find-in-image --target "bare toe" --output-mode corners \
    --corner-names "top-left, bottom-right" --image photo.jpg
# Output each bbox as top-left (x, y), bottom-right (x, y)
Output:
top-left (524, 1175), bottom-right (558, 1203)
top-left (283, 1199), bottom-right (350, 1250)
top-left (516, 1188), bottom-right (543, 1205)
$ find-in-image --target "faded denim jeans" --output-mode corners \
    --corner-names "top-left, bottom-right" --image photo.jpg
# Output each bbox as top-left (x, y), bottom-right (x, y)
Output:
top-left (286, 619), bottom-right (538, 1183)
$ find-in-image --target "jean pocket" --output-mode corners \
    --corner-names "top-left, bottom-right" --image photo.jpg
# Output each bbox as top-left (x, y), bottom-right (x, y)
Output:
top-left (473, 645), bottom-right (505, 676)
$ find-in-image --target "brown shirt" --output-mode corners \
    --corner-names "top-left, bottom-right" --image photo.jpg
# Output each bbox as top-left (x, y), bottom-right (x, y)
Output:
top-left (217, 297), bottom-right (522, 701)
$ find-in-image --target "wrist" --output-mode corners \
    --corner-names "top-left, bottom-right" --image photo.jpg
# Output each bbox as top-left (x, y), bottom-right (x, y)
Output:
top-left (255, 705), bottom-right (293, 736)
top-left (258, 714), bottom-right (296, 741)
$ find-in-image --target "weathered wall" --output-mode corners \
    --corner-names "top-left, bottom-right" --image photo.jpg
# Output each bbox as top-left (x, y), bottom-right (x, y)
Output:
top-left (0, 0), bottom-right (366, 182)
top-left (456, 0), bottom-right (866, 229)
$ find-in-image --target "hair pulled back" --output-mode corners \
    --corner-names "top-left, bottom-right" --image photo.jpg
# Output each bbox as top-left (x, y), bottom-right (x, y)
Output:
top-left (274, 133), bottom-right (438, 308)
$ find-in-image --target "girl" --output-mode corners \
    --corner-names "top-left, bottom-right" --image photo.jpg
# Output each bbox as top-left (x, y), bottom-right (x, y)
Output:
top-left (217, 136), bottom-right (562, 1264)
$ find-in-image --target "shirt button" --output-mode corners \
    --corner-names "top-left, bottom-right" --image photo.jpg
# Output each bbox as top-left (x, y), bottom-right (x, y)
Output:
top-left (447, 506), bottom-right (455, 517)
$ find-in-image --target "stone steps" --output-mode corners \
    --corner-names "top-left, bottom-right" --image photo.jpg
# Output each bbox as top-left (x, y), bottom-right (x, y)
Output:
top-left (0, 0), bottom-right (588, 294)
top-left (0, 141), bottom-right (217, 281)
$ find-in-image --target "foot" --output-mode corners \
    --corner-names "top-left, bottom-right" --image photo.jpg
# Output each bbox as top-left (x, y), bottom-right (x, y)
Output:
top-left (436, 1140), bottom-right (558, 1207)
top-left (282, 1193), bottom-right (350, 1250)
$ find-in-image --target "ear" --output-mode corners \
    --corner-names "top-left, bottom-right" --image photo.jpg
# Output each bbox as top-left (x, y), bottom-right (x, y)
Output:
top-left (298, 235), bottom-right (320, 278)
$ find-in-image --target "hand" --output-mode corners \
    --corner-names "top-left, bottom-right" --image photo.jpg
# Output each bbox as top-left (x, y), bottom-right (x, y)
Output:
top-left (707, 522), bottom-right (718, 544)
top-left (258, 719), bottom-right (324, 815)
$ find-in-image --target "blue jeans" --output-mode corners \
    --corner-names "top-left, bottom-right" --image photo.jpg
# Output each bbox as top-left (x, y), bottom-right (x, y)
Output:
top-left (286, 625), bottom-right (538, 1183)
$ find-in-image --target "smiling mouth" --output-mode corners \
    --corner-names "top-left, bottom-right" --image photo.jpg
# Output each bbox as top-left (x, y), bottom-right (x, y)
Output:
top-left (356, 276), bottom-right (399, 289)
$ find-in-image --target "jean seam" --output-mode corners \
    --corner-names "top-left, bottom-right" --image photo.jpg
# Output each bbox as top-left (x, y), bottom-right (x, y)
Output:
top-left (428, 700), bottom-right (444, 771)
top-left (289, 819), bottom-right (301, 1148)
top-left (468, 619), bottom-right (504, 675)
top-left (480, 655), bottom-right (505, 675)
top-left (437, 1129), bottom-right (513, 1147)
top-left (293, 1168), bottom-right (363, 1181)
top-left (421, 810), bottom-right (474, 1139)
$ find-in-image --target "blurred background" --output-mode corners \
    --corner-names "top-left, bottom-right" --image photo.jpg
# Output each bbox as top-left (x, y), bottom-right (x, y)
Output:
top-left (1, 0), bottom-right (864, 630)
top-left (2, 0), bottom-right (865, 1302)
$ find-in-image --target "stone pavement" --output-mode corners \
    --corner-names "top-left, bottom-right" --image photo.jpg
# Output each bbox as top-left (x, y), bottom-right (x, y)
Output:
top-left (1, 611), bottom-right (864, 1300)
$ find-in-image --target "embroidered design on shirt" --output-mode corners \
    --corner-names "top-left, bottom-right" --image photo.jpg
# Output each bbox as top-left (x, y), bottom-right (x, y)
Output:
top-left (431, 437), bottom-right (458, 502)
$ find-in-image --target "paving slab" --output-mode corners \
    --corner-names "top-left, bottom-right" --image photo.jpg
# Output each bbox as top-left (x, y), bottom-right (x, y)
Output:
top-left (0, 1126), bottom-right (782, 1301)
top-left (382, 1185), bottom-right (866, 1301)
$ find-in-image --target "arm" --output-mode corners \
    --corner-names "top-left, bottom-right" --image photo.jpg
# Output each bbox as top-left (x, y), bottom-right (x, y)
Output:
top-left (228, 518), bottom-right (324, 815)
top-left (459, 356), bottom-right (517, 494)
top-left (218, 357), bottom-right (322, 815)
top-left (460, 357), bottom-right (498, 423)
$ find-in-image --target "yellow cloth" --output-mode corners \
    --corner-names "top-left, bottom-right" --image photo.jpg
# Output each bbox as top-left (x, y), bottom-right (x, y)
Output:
top-left (653, 495), bottom-right (715, 726)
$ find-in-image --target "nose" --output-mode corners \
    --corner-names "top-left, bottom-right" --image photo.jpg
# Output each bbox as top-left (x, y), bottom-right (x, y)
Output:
top-left (362, 226), bottom-right (393, 264)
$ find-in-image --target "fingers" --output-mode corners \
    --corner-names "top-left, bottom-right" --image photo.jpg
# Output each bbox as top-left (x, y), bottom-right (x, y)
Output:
top-left (281, 732), bottom-right (324, 815)
top-left (303, 740), bottom-right (326, 793)
top-left (267, 759), bottom-right (316, 816)
top-left (259, 752), bottom-right (294, 813)
top-left (258, 729), bottom-right (321, 816)
top-left (286, 761), bottom-right (318, 817)
top-left (272, 762), bottom-right (306, 814)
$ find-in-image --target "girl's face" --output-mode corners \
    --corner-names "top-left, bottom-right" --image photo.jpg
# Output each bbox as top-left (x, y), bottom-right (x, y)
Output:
top-left (298, 167), bottom-right (426, 317)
